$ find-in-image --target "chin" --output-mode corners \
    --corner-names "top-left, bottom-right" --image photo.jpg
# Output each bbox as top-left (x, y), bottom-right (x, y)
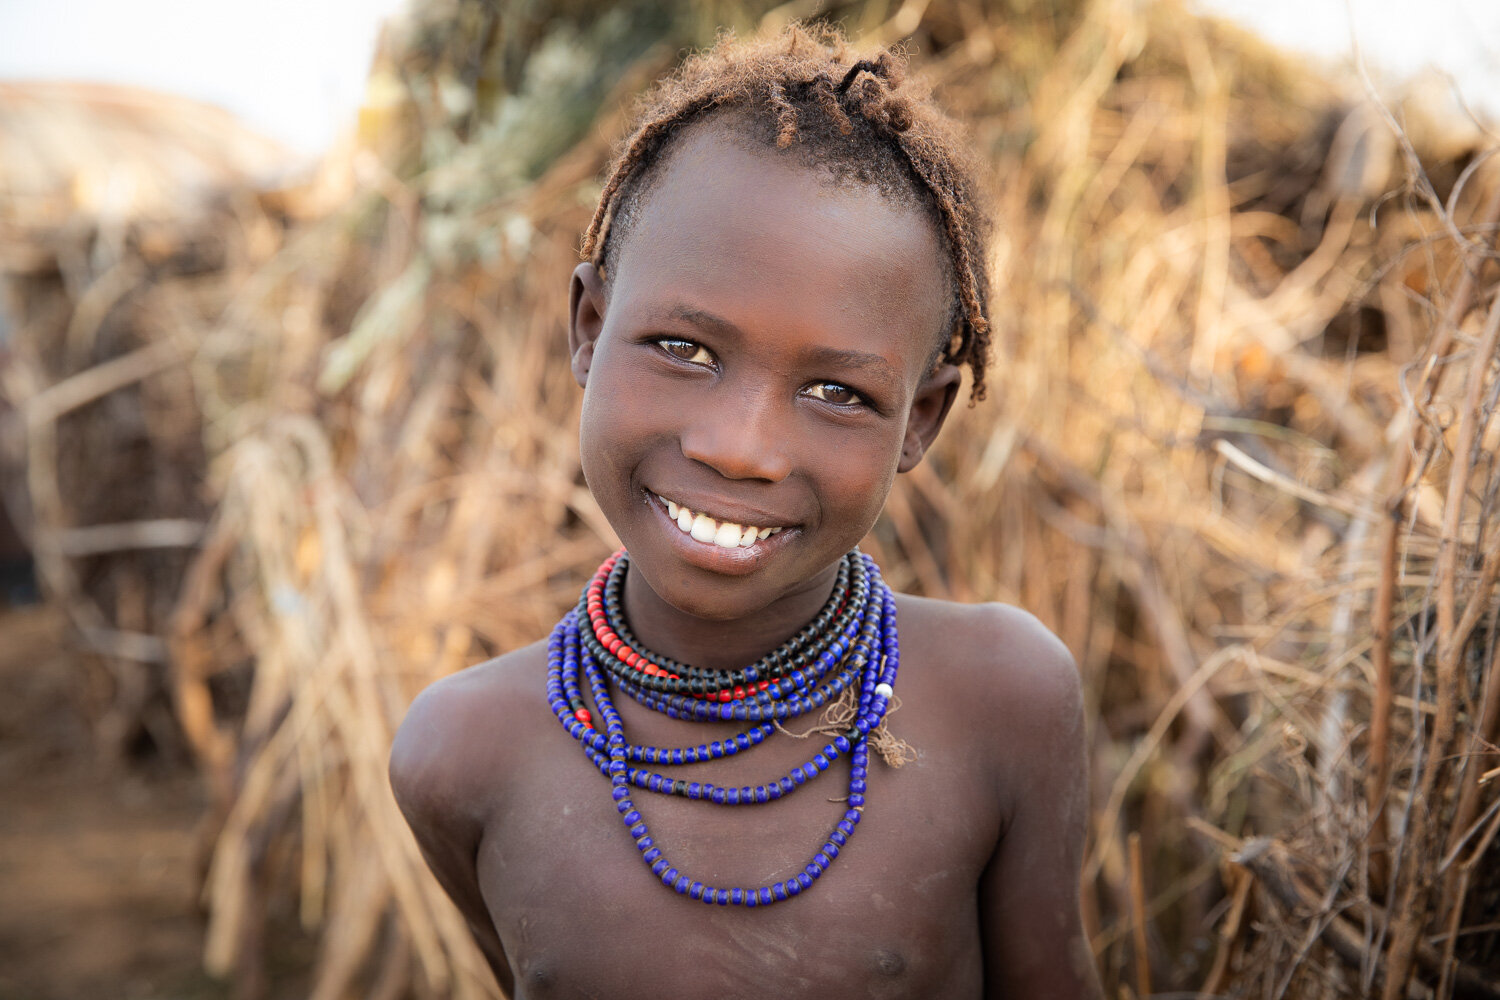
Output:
top-left (628, 553), bottom-right (782, 622)
top-left (633, 542), bottom-right (853, 632)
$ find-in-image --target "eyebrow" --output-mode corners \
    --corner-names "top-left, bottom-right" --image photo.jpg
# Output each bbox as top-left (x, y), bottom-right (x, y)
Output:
top-left (666, 304), bottom-right (901, 382)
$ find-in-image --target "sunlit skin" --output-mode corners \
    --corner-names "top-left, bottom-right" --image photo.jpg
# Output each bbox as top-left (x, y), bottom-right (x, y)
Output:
top-left (391, 125), bottom-right (1102, 1000)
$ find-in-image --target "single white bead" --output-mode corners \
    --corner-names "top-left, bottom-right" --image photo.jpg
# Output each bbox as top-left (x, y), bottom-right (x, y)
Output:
top-left (874, 682), bottom-right (894, 700)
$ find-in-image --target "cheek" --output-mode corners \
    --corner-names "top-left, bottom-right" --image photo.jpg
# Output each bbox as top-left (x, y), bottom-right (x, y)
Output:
top-left (577, 354), bottom-right (674, 501)
top-left (577, 371), bottom-right (634, 498)
top-left (803, 424), bottom-right (902, 518)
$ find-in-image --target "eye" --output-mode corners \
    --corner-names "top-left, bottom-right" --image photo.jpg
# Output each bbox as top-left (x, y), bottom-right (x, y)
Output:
top-left (656, 338), bottom-right (715, 367)
top-left (802, 382), bottom-right (864, 407)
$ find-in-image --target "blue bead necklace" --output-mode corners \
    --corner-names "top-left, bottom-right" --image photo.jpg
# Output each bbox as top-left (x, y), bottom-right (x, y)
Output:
top-left (545, 549), bottom-right (901, 906)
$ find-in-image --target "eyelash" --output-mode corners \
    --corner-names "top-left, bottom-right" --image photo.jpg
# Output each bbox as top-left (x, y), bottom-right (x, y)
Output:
top-left (649, 337), bottom-right (869, 409)
top-left (803, 382), bottom-right (864, 407)
top-left (655, 337), bottom-right (716, 368)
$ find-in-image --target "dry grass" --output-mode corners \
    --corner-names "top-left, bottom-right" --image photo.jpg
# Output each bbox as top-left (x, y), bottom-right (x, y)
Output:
top-left (2, 0), bottom-right (1498, 996)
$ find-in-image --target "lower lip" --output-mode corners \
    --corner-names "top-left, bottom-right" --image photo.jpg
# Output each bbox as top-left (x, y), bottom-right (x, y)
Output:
top-left (647, 494), bottom-right (796, 575)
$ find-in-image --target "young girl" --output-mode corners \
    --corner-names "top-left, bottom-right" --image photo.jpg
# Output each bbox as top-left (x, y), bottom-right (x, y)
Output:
top-left (392, 25), bottom-right (1101, 999)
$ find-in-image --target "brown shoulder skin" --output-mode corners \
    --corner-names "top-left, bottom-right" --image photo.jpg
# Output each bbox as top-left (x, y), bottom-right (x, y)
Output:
top-left (896, 596), bottom-right (1101, 999)
top-left (390, 597), bottom-right (1102, 1000)
top-left (389, 645), bottom-right (548, 998)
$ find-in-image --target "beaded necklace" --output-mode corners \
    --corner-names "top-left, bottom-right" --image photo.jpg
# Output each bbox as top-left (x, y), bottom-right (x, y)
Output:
top-left (546, 548), bottom-right (900, 907)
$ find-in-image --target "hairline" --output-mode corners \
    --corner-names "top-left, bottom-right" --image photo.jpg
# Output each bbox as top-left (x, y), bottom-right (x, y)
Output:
top-left (600, 111), bottom-right (961, 374)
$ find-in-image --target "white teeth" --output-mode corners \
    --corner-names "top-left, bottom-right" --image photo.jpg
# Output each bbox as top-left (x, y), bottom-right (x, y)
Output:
top-left (690, 513), bottom-right (717, 543)
top-left (657, 493), bottom-right (784, 546)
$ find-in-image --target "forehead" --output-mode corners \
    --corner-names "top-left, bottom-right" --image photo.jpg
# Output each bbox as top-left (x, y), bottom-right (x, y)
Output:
top-left (606, 127), bottom-right (950, 376)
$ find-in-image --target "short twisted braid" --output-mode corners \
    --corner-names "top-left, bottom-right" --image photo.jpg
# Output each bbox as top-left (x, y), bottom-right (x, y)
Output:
top-left (583, 24), bottom-right (993, 401)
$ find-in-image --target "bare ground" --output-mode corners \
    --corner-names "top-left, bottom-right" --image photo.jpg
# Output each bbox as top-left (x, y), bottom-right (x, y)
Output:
top-left (0, 606), bottom-right (226, 1000)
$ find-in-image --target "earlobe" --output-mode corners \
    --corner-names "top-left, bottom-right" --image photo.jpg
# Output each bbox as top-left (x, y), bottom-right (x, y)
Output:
top-left (568, 262), bottom-right (607, 387)
top-left (897, 363), bottom-right (962, 473)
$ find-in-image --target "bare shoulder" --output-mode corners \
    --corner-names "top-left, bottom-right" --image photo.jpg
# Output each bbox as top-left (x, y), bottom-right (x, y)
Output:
top-left (895, 594), bottom-right (1081, 720)
top-left (388, 640), bottom-right (550, 830)
top-left (894, 597), bottom-right (1099, 995)
top-left (893, 595), bottom-right (1084, 790)
top-left (388, 645), bottom-right (546, 995)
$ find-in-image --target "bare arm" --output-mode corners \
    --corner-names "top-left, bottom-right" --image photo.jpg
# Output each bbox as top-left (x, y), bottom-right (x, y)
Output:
top-left (976, 611), bottom-right (1103, 1000)
top-left (389, 674), bottom-right (516, 997)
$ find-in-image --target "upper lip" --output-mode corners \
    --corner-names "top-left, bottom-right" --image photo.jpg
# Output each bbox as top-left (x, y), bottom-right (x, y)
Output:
top-left (648, 489), bottom-right (797, 529)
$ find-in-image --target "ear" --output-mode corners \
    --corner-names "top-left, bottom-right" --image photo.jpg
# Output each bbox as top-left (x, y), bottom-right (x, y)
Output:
top-left (897, 363), bottom-right (962, 473)
top-left (568, 262), bottom-right (607, 388)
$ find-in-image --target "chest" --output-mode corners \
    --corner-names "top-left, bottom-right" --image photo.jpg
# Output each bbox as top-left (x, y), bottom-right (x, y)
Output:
top-left (478, 703), bottom-right (1001, 999)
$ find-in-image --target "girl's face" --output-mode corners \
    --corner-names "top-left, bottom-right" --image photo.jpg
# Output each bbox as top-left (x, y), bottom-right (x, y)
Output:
top-left (569, 127), bottom-right (957, 629)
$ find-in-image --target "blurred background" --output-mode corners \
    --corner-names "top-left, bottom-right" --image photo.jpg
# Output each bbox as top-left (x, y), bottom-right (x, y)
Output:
top-left (1, 1), bottom-right (1498, 998)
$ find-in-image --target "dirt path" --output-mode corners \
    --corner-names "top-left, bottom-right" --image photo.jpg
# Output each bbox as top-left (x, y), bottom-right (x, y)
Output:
top-left (0, 606), bottom-right (222, 1000)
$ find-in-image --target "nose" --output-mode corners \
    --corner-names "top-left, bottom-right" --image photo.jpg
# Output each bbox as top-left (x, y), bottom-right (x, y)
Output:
top-left (678, 386), bottom-right (792, 482)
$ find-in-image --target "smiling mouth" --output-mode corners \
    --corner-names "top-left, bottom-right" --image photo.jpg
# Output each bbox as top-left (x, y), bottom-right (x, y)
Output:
top-left (653, 493), bottom-right (786, 550)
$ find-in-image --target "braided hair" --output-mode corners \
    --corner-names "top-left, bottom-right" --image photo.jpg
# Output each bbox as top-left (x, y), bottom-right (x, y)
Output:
top-left (583, 24), bottom-right (994, 401)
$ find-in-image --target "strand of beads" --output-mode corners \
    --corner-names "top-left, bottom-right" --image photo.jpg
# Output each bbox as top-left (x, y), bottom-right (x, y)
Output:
top-left (561, 586), bottom-right (875, 802)
top-left (582, 550), bottom-right (867, 701)
top-left (544, 548), bottom-right (901, 906)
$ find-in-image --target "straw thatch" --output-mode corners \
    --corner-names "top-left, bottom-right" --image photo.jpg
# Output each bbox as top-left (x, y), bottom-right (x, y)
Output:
top-left (0, 80), bottom-right (310, 759)
top-left (2, 0), bottom-right (1498, 996)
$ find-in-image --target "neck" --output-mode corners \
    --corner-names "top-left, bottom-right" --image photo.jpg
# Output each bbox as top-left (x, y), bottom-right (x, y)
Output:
top-left (618, 559), bottom-right (843, 673)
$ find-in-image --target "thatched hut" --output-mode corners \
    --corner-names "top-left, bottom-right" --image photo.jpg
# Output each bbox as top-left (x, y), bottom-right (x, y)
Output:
top-left (2, 1), bottom-right (1497, 996)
